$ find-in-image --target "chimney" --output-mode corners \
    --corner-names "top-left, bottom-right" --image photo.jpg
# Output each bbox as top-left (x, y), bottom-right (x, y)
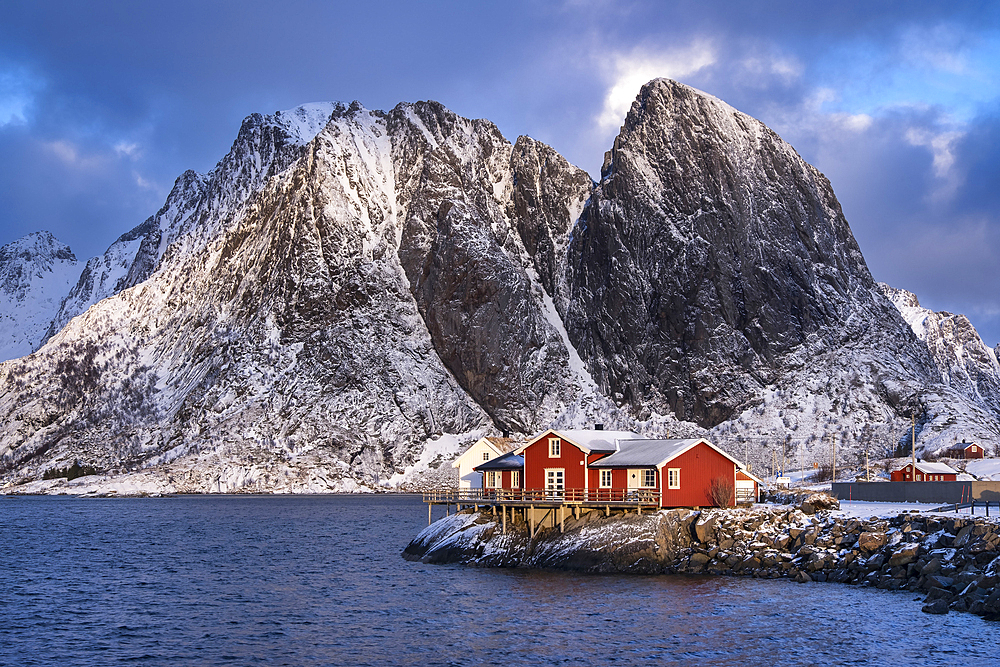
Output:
top-left (502, 429), bottom-right (510, 439)
top-left (595, 423), bottom-right (604, 431)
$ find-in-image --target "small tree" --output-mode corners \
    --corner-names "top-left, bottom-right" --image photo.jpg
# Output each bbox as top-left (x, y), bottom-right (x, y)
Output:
top-left (709, 476), bottom-right (734, 507)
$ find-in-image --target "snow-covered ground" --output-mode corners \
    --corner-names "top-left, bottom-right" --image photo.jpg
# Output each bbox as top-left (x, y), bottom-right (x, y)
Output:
top-left (965, 459), bottom-right (1000, 481)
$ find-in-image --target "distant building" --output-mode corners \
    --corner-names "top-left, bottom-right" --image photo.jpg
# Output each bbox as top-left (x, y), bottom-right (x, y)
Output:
top-left (452, 436), bottom-right (519, 489)
top-left (943, 440), bottom-right (987, 459)
top-left (890, 461), bottom-right (958, 482)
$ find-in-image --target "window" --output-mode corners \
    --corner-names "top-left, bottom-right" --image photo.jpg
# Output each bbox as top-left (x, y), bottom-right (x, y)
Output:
top-left (972, 446), bottom-right (978, 452)
top-left (483, 451), bottom-right (490, 461)
top-left (667, 468), bottom-right (680, 489)
top-left (600, 469), bottom-right (612, 488)
top-left (642, 469), bottom-right (656, 488)
top-left (916, 474), bottom-right (922, 481)
top-left (511, 471), bottom-right (520, 488)
top-left (486, 471), bottom-right (500, 488)
top-left (549, 438), bottom-right (561, 458)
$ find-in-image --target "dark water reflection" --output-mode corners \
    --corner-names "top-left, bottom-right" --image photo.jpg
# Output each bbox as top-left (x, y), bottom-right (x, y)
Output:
top-left (2, 494), bottom-right (996, 666)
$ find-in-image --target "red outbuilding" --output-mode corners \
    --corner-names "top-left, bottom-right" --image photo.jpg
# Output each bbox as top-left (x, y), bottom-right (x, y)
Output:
top-left (961, 442), bottom-right (985, 459)
top-left (589, 438), bottom-right (760, 508)
top-left (890, 461), bottom-right (958, 482)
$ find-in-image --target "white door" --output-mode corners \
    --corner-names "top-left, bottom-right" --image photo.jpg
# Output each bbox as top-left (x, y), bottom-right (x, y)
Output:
top-left (546, 469), bottom-right (564, 498)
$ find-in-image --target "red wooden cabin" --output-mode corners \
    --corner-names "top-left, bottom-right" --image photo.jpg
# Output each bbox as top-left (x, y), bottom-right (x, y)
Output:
top-left (510, 430), bottom-right (759, 508)
top-left (890, 461), bottom-right (958, 482)
top-left (589, 438), bottom-right (760, 508)
top-left (962, 442), bottom-right (985, 459)
top-left (515, 428), bottom-right (641, 500)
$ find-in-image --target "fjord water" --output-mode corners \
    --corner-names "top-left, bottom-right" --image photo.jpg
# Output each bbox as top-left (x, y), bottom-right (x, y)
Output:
top-left (2, 495), bottom-right (997, 666)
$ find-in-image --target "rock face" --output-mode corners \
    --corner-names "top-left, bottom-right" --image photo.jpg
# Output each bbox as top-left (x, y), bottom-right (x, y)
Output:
top-left (0, 232), bottom-right (78, 361)
top-left (881, 283), bottom-right (1000, 435)
top-left (0, 100), bottom-right (601, 488)
top-left (566, 81), bottom-right (951, 433)
top-left (404, 506), bottom-right (1000, 620)
top-left (1, 79), bottom-right (998, 490)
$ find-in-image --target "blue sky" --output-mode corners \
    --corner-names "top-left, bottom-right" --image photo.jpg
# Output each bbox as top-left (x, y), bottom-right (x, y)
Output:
top-left (2, 1), bottom-right (1000, 345)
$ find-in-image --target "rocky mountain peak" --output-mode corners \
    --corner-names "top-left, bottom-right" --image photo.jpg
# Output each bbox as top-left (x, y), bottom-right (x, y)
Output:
top-left (880, 282), bottom-right (1000, 411)
top-left (565, 77), bottom-right (895, 427)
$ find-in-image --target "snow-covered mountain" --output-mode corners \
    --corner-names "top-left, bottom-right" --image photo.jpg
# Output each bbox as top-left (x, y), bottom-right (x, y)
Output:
top-left (880, 283), bottom-right (1000, 419)
top-left (0, 232), bottom-right (78, 361)
top-left (1, 80), bottom-right (998, 493)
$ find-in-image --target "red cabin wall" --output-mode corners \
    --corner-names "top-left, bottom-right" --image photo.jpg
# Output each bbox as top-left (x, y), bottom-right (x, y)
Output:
top-left (891, 465), bottom-right (958, 482)
top-left (522, 434), bottom-right (586, 491)
top-left (660, 442), bottom-right (737, 508)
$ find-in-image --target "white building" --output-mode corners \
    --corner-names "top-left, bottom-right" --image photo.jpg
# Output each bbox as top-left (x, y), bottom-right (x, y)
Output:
top-left (452, 436), bottom-right (518, 489)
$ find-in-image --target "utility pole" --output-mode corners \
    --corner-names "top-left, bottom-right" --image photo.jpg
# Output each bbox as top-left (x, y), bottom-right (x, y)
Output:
top-left (912, 411), bottom-right (917, 478)
top-left (865, 448), bottom-right (870, 482)
top-left (832, 434), bottom-right (836, 483)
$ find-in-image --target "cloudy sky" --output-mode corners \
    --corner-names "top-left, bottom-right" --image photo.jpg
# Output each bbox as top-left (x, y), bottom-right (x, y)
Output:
top-left (2, 1), bottom-right (999, 344)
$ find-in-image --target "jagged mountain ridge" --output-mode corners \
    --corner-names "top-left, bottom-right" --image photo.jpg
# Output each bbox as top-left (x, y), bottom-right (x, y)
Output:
top-left (0, 99), bottom-right (618, 491)
top-left (1, 80), bottom-right (998, 492)
top-left (881, 283), bottom-right (1000, 419)
top-left (0, 231), bottom-right (79, 362)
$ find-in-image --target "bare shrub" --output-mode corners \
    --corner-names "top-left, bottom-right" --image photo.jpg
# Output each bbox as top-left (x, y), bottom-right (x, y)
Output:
top-left (709, 476), bottom-right (734, 507)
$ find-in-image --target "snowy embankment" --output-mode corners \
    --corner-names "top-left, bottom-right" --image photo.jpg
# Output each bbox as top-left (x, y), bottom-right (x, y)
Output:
top-left (403, 503), bottom-right (1000, 619)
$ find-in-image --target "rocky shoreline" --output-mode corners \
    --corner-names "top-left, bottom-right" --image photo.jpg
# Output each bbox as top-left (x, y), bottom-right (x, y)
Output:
top-left (403, 503), bottom-right (1000, 620)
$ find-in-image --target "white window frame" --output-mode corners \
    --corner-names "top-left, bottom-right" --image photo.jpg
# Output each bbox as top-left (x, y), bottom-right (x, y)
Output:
top-left (548, 437), bottom-right (561, 458)
top-left (641, 469), bottom-right (656, 488)
top-left (485, 471), bottom-right (500, 488)
top-left (483, 451), bottom-right (490, 461)
top-left (599, 469), bottom-right (612, 488)
top-left (667, 468), bottom-right (680, 489)
top-left (511, 471), bottom-right (520, 488)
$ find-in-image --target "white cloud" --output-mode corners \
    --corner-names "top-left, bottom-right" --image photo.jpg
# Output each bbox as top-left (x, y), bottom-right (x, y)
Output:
top-left (597, 41), bottom-right (716, 132)
top-left (115, 141), bottom-right (142, 159)
top-left (905, 127), bottom-right (965, 200)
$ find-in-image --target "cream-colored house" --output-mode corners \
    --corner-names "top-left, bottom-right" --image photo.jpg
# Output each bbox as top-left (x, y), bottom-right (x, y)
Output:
top-left (453, 436), bottom-right (518, 489)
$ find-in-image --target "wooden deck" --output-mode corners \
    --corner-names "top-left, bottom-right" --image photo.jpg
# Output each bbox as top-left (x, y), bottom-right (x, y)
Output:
top-left (422, 488), bottom-right (660, 534)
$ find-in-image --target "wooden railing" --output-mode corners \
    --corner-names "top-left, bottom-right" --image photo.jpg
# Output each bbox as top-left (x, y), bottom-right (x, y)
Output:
top-left (422, 488), bottom-right (660, 505)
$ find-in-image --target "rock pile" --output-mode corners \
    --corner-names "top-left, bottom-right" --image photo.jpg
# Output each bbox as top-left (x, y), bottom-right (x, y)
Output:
top-left (403, 505), bottom-right (1000, 620)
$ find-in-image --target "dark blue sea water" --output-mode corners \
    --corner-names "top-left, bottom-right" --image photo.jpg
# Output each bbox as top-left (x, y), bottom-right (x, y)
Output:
top-left (1, 494), bottom-right (997, 666)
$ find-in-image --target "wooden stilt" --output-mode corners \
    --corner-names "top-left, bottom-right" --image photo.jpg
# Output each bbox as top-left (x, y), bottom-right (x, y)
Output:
top-left (559, 505), bottom-right (564, 533)
top-left (428, 502), bottom-right (432, 525)
top-left (529, 504), bottom-right (535, 538)
top-left (605, 505), bottom-right (610, 517)
top-left (502, 505), bottom-right (506, 532)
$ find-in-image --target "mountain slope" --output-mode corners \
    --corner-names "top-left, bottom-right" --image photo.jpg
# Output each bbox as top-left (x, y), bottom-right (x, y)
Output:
top-left (0, 101), bottom-right (604, 489)
top-left (0, 232), bottom-right (78, 362)
top-left (1, 81), bottom-right (998, 491)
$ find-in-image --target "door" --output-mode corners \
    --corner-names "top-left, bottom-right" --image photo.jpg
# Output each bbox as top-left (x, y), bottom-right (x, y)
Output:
top-left (545, 469), bottom-right (564, 498)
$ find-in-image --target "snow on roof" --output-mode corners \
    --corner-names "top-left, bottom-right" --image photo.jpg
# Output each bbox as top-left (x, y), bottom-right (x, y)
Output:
top-left (554, 429), bottom-right (641, 453)
top-left (474, 452), bottom-right (524, 471)
top-left (896, 461), bottom-right (958, 475)
top-left (591, 439), bottom-right (703, 468)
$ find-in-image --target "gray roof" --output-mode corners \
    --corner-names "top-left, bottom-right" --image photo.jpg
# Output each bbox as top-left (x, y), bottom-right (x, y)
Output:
top-left (590, 439), bottom-right (704, 468)
top-left (474, 452), bottom-right (524, 471)
top-left (554, 429), bottom-right (641, 453)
